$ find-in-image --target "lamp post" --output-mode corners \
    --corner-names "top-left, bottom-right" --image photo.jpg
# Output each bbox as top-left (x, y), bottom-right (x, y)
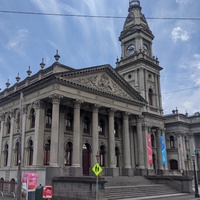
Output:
top-left (191, 154), bottom-right (199, 198)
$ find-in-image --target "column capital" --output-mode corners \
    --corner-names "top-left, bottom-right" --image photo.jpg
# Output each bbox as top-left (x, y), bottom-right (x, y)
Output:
top-left (91, 104), bottom-right (101, 112)
top-left (73, 99), bottom-right (83, 109)
top-left (108, 108), bottom-right (117, 117)
top-left (49, 94), bottom-right (63, 104)
top-left (0, 113), bottom-right (5, 121)
top-left (136, 115), bottom-right (144, 122)
top-left (123, 112), bottom-right (131, 120)
top-left (34, 100), bottom-right (45, 110)
top-left (10, 109), bottom-right (15, 118)
top-left (23, 105), bottom-right (28, 114)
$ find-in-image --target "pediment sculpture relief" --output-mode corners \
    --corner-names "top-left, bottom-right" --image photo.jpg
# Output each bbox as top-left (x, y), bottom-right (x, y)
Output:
top-left (72, 73), bottom-right (133, 100)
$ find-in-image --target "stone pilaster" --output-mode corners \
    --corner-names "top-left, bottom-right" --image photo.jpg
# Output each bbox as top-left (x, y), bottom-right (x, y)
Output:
top-left (70, 99), bottom-right (83, 176)
top-left (49, 94), bottom-right (63, 166)
top-left (33, 100), bottom-right (45, 166)
top-left (8, 110), bottom-right (14, 167)
top-left (177, 133), bottom-right (184, 172)
top-left (21, 105), bottom-right (27, 166)
top-left (91, 104), bottom-right (100, 167)
top-left (0, 114), bottom-right (5, 166)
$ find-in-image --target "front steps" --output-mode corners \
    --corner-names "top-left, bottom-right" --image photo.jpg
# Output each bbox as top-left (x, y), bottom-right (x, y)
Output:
top-left (104, 176), bottom-right (182, 200)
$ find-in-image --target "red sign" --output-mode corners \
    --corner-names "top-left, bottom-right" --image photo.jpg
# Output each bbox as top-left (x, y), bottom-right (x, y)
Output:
top-left (147, 134), bottom-right (153, 164)
top-left (43, 186), bottom-right (53, 199)
top-left (22, 172), bottom-right (38, 191)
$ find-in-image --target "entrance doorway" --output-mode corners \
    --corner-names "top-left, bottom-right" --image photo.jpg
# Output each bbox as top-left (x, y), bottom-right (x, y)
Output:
top-left (82, 143), bottom-right (91, 175)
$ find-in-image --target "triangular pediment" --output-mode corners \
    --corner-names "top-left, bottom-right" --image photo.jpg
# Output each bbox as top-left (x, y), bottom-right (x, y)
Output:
top-left (56, 65), bottom-right (146, 105)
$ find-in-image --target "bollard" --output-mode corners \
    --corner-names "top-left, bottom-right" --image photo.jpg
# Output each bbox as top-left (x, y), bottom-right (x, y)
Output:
top-left (35, 184), bottom-right (43, 200)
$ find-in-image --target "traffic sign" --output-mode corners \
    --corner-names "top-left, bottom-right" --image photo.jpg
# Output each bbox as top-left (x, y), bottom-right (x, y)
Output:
top-left (92, 163), bottom-right (102, 176)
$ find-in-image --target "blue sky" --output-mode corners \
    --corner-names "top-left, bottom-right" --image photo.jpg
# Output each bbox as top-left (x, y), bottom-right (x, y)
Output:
top-left (0, 0), bottom-right (200, 115)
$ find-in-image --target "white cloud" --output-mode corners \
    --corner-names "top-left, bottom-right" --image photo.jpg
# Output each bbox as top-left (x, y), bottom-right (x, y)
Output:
top-left (171, 27), bottom-right (189, 42)
top-left (6, 29), bottom-right (28, 56)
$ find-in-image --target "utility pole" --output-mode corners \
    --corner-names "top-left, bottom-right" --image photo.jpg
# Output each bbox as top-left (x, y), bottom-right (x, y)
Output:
top-left (17, 91), bottom-right (23, 200)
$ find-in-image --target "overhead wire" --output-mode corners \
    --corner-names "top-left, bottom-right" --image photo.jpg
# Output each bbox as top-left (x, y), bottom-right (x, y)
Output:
top-left (0, 10), bottom-right (199, 21)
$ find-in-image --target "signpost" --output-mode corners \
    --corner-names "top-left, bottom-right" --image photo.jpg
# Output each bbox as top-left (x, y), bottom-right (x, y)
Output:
top-left (92, 163), bottom-right (102, 200)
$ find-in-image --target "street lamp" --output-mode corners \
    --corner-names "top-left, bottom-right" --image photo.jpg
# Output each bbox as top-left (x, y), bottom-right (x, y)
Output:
top-left (191, 154), bottom-right (199, 198)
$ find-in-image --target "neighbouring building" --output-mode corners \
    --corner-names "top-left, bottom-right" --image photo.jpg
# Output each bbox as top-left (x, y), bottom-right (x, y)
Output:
top-left (0, 0), bottom-right (198, 192)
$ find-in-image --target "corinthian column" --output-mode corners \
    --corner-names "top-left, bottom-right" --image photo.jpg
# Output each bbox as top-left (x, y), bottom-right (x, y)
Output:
top-left (108, 108), bottom-right (116, 168)
top-left (70, 100), bottom-right (83, 177)
top-left (49, 94), bottom-right (63, 166)
top-left (33, 100), bottom-right (45, 165)
top-left (137, 115), bottom-right (145, 169)
top-left (122, 112), bottom-right (133, 176)
top-left (91, 104), bottom-right (100, 167)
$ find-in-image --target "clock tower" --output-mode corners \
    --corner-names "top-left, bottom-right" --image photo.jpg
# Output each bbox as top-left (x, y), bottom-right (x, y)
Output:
top-left (116, 0), bottom-right (163, 115)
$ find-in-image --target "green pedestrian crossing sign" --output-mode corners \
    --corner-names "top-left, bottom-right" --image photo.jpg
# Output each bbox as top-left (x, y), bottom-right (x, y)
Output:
top-left (92, 163), bottom-right (102, 176)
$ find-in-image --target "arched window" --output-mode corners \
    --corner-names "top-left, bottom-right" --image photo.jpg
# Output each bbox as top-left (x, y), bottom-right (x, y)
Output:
top-left (114, 122), bottom-right (119, 138)
top-left (65, 113), bottom-right (73, 131)
top-left (7, 116), bottom-right (11, 135)
top-left (44, 139), bottom-right (51, 165)
top-left (4, 144), bottom-right (8, 166)
top-left (99, 119), bottom-right (105, 136)
top-left (15, 142), bottom-right (19, 166)
top-left (0, 178), bottom-right (4, 192)
top-left (46, 109), bottom-right (52, 128)
top-left (30, 109), bottom-right (35, 128)
top-left (170, 136), bottom-right (175, 148)
top-left (148, 88), bottom-right (153, 106)
top-left (10, 179), bottom-right (16, 193)
top-left (151, 134), bottom-right (155, 148)
top-left (28, 140), bottom-right (33, 165)
top-left (65, 142), bottom-right (72, 166)
top-left (115, 147), bottom-right (120, 167)
top-left (83, 116), bottom-right (90, 133)
top-left (170, 159), bottom-right (178, 170)
top-left (100, 145), bottom-right (106, 167)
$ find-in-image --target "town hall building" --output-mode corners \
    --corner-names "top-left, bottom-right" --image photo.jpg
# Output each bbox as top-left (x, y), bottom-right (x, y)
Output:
top-left (0, 0), bottom-right (199, 189)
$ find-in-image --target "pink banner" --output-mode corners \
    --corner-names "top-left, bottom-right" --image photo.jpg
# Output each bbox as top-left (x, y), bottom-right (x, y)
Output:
top-left (147, 134), bottom-right (153, 164)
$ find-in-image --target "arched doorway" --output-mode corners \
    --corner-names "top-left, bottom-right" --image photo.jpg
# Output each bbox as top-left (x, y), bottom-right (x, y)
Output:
top-left (82, 143), bottom-right (91, 175)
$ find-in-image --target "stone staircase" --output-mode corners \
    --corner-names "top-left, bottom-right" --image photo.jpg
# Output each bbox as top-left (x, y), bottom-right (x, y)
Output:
top-left (104, 176), bottom-right (181, 200)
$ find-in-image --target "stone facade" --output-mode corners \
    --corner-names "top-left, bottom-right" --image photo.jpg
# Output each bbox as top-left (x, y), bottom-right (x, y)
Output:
top-left (0, 0), bottom-right (198, 189)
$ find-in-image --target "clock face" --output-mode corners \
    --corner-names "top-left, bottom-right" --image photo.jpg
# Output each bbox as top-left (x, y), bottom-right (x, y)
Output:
top-left (126, 44), bottom-right (135, 56)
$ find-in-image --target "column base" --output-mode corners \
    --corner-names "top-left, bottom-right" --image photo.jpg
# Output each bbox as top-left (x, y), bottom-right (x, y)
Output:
top-left (106, 168), bottom-right (119, 176)
top-left (122, 168), bottom-right (133, 176)
top-left (69, 166), bottom-right (83, 177)
top-left (135, 167), bottom-right (147, 176)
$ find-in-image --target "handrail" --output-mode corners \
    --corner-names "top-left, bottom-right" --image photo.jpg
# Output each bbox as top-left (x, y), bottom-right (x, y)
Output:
top-left (11, 192), bottom-right (16, 199)
top-left (0, 191), bottom-right (3, 198)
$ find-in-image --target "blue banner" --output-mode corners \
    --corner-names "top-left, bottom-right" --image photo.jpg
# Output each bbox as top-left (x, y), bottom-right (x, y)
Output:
top-left (160, 136), bottom-right (167, 165)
